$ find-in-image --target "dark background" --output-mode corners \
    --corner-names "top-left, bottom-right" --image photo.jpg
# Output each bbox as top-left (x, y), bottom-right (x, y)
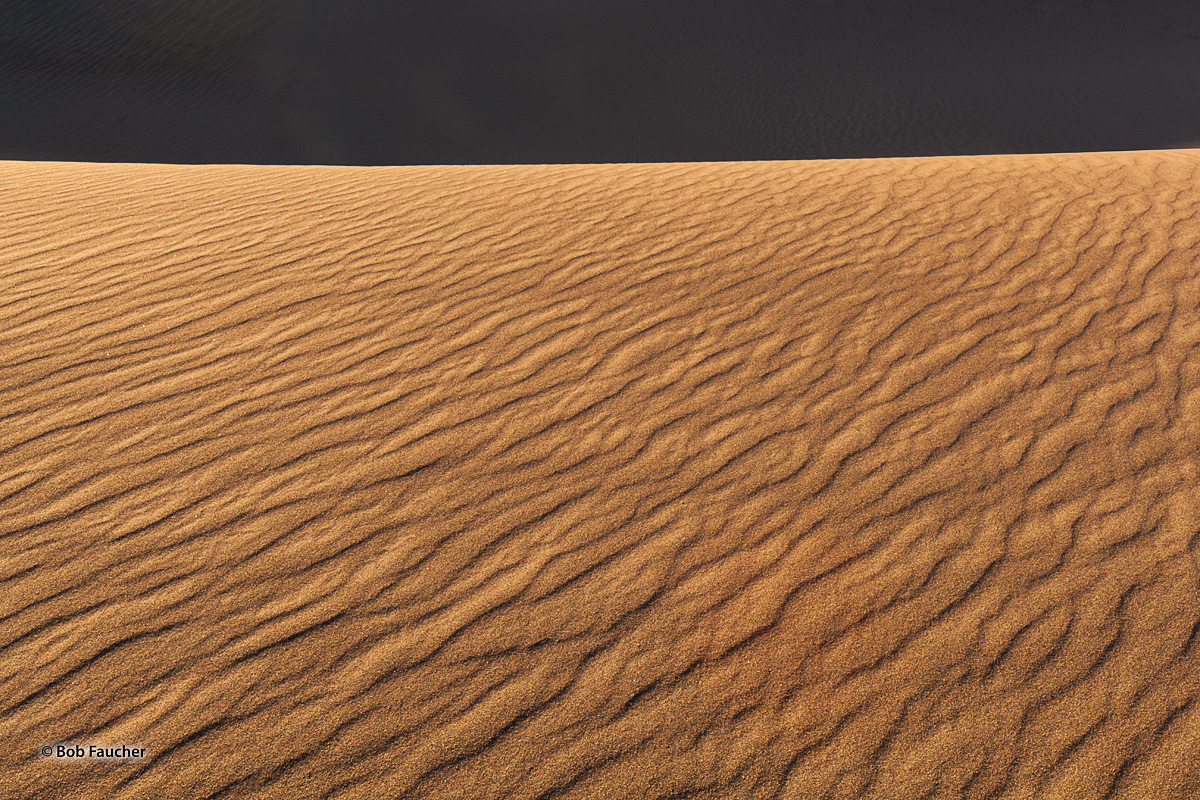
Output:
top-left (3, 0), bottom-right (1199, 165)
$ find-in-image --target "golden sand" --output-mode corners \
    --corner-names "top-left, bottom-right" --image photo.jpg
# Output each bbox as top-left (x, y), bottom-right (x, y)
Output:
top-left (2, 152), bottom-right (1200, 798)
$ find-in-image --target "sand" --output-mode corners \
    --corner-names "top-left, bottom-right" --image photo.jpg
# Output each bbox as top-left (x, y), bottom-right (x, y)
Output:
top-left (6, 0), bottom-right (1200, 165)
top-left (2, 151), bottom-right (1200, 798)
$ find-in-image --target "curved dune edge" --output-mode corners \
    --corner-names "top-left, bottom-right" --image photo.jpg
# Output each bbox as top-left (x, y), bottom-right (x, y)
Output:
top-left (2, 151), bottom-right (1199, 799)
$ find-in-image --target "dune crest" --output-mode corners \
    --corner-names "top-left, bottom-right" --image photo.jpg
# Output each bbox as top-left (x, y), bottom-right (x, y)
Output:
top-left (2, 151), bottom-right (1200, 798)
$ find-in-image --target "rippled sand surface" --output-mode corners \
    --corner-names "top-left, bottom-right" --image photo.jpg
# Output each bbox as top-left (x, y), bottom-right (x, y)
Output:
top-left (3, 151), bottom-right (1200, 798)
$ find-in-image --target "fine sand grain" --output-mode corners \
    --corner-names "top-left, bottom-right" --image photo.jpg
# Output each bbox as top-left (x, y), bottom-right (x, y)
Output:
top-left (2, 151), bottom-right (1200, 798)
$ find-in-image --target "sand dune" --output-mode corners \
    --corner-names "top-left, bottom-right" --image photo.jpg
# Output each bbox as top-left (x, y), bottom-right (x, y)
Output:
top-left (5, 0), bottom-right (1200, 165)
top-left (3, 151), bottom-right (1200, 798)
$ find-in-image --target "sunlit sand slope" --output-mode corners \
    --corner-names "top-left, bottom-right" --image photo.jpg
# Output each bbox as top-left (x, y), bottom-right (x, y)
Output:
top-left (3, 152), bottom-right (1200, 799)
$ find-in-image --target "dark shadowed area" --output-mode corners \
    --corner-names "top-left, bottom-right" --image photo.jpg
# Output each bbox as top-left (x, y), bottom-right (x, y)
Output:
top-left (2, 0), bottom-right (1199, 165)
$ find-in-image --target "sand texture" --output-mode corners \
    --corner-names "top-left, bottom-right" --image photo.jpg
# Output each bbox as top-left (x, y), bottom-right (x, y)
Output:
top-left (3, 151), bottom-right (1200, 798)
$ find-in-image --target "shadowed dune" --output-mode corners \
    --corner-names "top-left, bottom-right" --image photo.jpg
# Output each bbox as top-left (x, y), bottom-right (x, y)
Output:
top-left (3, 151), bottom-right (1200, 798)
top-left (3, 0), bottom-right (1200, 165)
